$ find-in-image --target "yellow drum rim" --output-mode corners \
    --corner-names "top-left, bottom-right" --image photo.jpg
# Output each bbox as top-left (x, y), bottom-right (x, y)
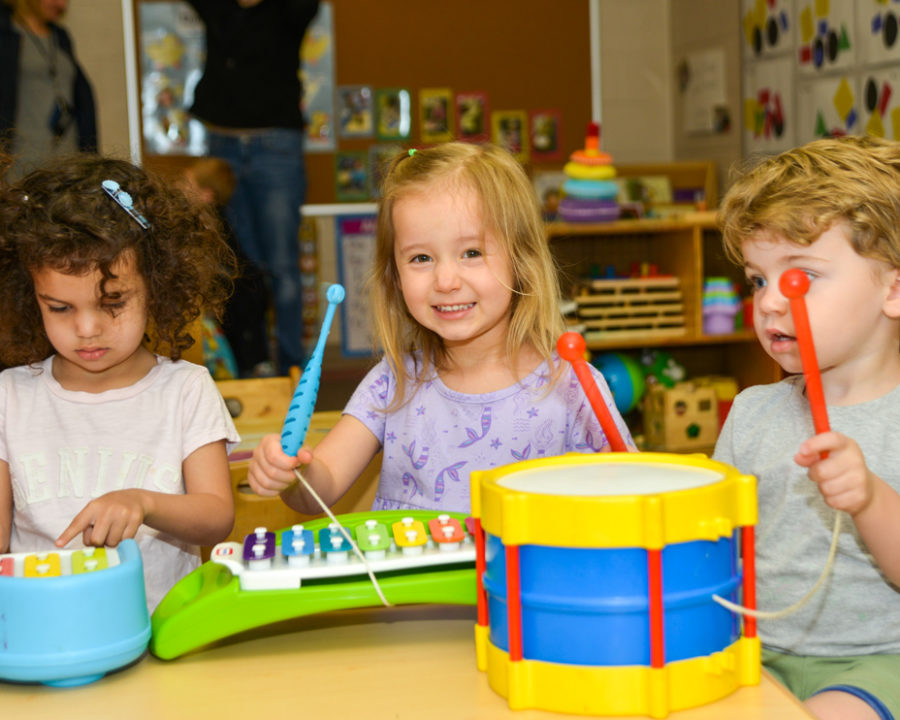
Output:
top-left (471, 452), bottom-right (757, 549)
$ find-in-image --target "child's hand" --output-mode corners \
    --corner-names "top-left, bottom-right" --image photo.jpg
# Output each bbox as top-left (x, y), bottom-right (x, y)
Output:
top-left (247, 433), bottom-right (313, 497)
top-left (55, 489), bottom-right (149, 548)
top-left (794, 431), bottom-right (875, 516)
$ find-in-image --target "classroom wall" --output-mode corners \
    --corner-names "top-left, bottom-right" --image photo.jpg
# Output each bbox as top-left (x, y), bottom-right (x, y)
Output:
top-left (65, 0), bottom-right (132, 161)
top-left (670, 0), bottom-right (743, 192)
top-left (60, 0), bottom-right (702, 175)
top-left (598, 0), bottom-right (674, 163)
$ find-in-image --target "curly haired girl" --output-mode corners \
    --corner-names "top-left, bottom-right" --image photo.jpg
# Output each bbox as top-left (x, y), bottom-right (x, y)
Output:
top-left (0, 153), bottom-right (239, 611)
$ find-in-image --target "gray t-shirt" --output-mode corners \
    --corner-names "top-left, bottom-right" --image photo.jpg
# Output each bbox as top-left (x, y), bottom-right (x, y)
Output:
top-left (714, 375), bottom-right (900, 656)
top-left (344, 353), bottom-right (633, 513)
top-left (11, 24), bottom-right (78, 178)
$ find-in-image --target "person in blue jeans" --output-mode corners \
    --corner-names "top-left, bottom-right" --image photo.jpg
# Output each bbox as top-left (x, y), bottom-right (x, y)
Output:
top-left (187, 0), bottom-right (319, 374)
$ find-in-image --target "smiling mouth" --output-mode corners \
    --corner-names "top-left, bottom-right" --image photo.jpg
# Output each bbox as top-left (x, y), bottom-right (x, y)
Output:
top-left (435, 303), bottom-right (475, 312)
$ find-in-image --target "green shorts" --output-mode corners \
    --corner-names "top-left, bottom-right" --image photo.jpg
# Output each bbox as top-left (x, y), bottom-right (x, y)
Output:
top-left (763, 648), bottom-right (899, 719)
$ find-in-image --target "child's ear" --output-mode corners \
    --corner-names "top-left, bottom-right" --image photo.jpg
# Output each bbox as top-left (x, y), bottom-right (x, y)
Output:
top-left (884, 268), bottom-right (900, 318)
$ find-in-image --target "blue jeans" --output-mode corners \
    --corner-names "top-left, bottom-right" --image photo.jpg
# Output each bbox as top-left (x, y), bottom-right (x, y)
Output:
top-left (207, 127), bottom-right (306, 372)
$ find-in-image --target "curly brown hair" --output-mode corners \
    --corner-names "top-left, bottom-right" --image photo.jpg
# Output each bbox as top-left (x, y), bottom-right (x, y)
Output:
top-left (0, 153), bottom-right (237, 367)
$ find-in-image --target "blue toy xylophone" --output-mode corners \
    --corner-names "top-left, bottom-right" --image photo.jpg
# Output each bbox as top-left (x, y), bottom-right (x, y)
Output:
top-left (0, 539), bottom-right (151, 686)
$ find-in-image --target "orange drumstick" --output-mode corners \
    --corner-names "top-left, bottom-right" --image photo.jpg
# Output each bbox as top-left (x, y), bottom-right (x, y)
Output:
top-left (779, 269), bottom-right (830, 439)
top-left (557, 331), bottom-right (629, 451)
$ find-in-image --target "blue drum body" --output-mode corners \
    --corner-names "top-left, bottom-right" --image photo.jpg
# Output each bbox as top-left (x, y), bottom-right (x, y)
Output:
top-left (484, 533), bottom-right (741, 666)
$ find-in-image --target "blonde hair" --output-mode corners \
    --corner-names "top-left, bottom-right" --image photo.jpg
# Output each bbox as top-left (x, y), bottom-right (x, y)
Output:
top-left (720, 135), bottom-right (900, 267)
top-left (187, 157), bottom-right (236, 206)
top-left (371, 142), bottom-right (563, 405)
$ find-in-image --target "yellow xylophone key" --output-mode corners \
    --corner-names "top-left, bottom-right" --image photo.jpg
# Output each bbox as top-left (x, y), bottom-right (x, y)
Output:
top-left (392, 517), bottom-right (427, 555)
top-left (72, 547), bottom-right (109, 574)
top-left (24, 552), bottom-right (62, 578)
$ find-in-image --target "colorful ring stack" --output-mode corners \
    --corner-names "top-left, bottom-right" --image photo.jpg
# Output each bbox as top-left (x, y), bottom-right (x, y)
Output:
top-left (559, 122), bottom-right (621, 223)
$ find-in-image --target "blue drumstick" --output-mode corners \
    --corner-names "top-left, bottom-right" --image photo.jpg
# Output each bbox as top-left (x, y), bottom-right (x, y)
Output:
top-left (280, 284), bottom-right (346, 455)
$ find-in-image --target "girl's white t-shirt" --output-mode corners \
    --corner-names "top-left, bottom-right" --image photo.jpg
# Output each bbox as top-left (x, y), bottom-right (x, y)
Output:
top-left (0, 355), bottom-right (239, 611)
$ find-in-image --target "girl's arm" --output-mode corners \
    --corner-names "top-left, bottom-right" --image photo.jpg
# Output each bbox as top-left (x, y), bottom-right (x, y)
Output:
top-left (248, 414), bottom-right (381, 514)
top-left (0, 461), bottom-right (11, 552)
top-left (55, 440), bottom-right (234, 548)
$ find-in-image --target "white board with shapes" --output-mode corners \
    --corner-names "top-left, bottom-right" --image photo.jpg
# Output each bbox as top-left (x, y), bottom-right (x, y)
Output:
top-left (742, 0), bottom-right (796, 60)
top-left (795, 0), bottom-right (856, 76)
top-left (796, 74), bottom-right (860, 144)
top-left (860, 66), bottom-right (900, 139)
top-left (857, 0), bottom-right (900, 66)
top-left (743, 55), bottom-right (796, 153)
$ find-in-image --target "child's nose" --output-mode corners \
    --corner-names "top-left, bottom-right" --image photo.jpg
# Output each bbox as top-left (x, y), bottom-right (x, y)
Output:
top-left (74, 311), bottom-right (102, 338)
top-left (434, 260), bottom-right (461, 291)
top-left (755, 283), bottom-right (787, 315)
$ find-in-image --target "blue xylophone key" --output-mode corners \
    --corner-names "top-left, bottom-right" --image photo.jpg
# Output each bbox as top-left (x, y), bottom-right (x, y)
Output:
top-left (319, 525), bottom-right (351, 563)
top-left (281, 525), bottom-right (314, 566)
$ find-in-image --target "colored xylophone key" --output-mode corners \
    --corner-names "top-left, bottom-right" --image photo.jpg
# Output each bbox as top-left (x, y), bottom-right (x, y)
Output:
top-left (393, 517), bottom-right (428, 555)
top-left (355, 519), bottom-right (391, 559)
top-left (429, 514), bottom-right (465, 551)
top-left (243, 527), bottom-right (276, 569)
top-left (0, 546), bottom-right (120, 578)
top-left (281, 524), bottom-right (315, 566)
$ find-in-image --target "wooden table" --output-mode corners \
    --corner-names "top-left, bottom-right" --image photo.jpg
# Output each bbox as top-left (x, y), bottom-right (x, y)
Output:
top-left (2, 605), bottom-right (812, 719)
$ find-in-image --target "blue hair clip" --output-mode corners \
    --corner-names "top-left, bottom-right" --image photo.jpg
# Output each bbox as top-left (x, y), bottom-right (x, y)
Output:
top-left (101, 180), bottom-right (150, 230)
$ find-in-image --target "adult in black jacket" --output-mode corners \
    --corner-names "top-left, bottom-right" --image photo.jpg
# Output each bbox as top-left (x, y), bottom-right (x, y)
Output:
top-left (0, 0), bottom-right (97, 178)
top-left (187, 0), bottom-right (319, 374)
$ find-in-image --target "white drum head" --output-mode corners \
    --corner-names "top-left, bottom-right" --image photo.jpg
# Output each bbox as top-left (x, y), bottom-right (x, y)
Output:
top-left (496, 462), bottom-right (722, 496)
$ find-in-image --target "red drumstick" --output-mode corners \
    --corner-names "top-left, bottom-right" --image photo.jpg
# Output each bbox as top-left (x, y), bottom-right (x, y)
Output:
top-left (778, 269), bottom-right (831, 438)
top-left (557, 332), bottom-right (629, 451)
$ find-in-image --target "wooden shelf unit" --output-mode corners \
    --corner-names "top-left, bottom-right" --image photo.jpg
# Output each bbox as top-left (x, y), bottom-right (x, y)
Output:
top-left (547, 212), bottom-right (781, 391)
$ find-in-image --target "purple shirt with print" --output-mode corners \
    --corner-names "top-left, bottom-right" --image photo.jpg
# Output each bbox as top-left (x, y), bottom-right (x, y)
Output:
top-left (343, 353), bottom-right (633, 513)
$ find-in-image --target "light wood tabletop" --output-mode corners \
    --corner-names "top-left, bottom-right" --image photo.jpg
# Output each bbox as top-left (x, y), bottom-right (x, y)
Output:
top-left (1, 605), bottom-right (813, 719)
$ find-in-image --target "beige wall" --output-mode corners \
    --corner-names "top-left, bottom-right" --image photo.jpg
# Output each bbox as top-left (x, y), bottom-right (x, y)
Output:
top-left (670, 0), bottom-right (742, 193)
top-left (65, 0), bottom-right (131, 160)
top-left (598, 0), bottom-right (674, 163)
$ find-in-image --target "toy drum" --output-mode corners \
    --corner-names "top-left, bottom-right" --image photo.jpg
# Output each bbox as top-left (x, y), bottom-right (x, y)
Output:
top-left (470, 452), bottom-right (760, 718)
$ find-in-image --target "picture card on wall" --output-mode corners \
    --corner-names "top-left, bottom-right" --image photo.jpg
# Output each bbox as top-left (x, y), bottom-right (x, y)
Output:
top-left (491, 110), bottom-right (529, 163)
top-left (419, 88), bottom-right (454, 143)
top-left (375, 88), bottom-right (412, 141)
top-left (337, 85), bottom-right (374, 139)
top-left (529, 109), bottom-right (563, 161)
top-left (455, 91), bottom-right (489, 143)
top-left (335, 151), bottom-right (370, 202)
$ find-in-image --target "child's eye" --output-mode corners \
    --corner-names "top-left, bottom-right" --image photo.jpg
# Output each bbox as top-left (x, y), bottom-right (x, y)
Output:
top-left (745, 275), bottom-right (766, 292)
top-left (46, 304), bottom-right (69, 313)
top-left (410, 254), bottom-right (432, 264)
top-left (462, 248), bottom-right (483, 259)
top-left (103, 301), bottom-right (126, 316)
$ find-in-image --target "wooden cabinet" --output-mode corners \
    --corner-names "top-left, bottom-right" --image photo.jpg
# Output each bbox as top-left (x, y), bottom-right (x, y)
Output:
top-left (546, 211), bottom-right (781, 392)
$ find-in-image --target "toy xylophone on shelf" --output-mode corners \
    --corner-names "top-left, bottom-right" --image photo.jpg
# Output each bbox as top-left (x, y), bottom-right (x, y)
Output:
top-left (150, 509), bottom-right (477, 660)
top-left (0, 539), bottom-right (150, 686)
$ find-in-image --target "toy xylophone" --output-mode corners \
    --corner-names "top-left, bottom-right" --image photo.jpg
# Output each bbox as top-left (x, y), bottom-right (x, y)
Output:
top-left (0, 539), bottom-right (150, 686)
top-left (150, 509), bottom-right (477, 660)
